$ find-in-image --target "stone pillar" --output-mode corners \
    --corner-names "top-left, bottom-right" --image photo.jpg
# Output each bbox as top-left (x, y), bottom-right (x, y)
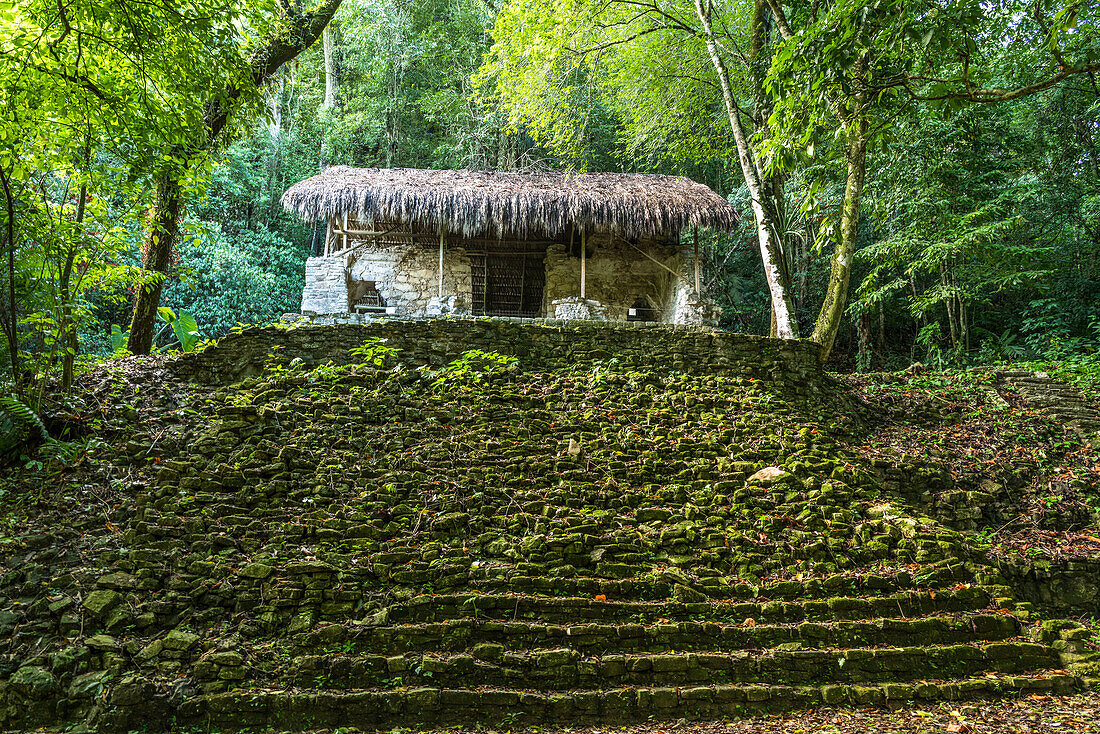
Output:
top-left (300, 256), bottom-right (350, 315)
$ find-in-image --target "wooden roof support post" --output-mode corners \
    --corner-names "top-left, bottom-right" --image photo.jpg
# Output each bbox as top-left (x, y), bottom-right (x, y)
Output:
top-left (694, 226), bottom-right (700, 294)
top-left (580, 228), bottom-right (587, 299)
top-left (438, 225), bottom-right (445, 300)
top-left (342, 212), bottom-right (349, 254)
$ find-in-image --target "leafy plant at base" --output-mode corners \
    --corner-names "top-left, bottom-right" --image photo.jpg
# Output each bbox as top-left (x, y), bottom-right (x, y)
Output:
top-left (349, 337), bottom-right (402, 367)
top-left (429, 349), bottom-right (517, 390)
top-left (0, 395), bottom-right (48, 464)
top-left (156, 307), bottom-right (201, 353)
top-left (109, 325), bottom-right (131, 356)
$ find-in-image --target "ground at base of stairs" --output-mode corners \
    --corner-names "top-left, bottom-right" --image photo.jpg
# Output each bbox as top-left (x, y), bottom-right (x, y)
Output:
top-left (95, 692), bottom-right (1097, 734)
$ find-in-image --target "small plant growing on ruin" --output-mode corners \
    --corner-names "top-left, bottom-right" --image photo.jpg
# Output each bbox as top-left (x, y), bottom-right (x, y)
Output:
top-left (427, 349), bottom-right (517, 390)
top-left (350, 337), bottom-right (402, 367)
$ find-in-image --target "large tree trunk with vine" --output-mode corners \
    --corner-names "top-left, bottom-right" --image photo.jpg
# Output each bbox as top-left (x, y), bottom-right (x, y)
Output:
top-left (127, 174), bottom-right (181, 354)
top-left (694, 0), bottom-right (798, 339)
top-left (811, 112), bottom-right (868, 360)
top-left (123, 0), bottom-right (344, 355)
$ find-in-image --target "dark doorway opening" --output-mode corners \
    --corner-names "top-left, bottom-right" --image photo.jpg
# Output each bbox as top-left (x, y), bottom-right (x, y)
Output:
top-left (470, 250), bottom-right (546, 317)
top-left (348, 279), bottom-right (387, 314)
top-left (627, 296), bottom-right (658, 322)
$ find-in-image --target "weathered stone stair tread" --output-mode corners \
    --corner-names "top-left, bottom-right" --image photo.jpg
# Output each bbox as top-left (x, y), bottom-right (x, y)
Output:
top-left (383, 588), bottom-right (996, 624)
top-left (463, 565), bottom-right (976, 600)
top-left (295, 614), bottom-right (1023, 654)
top-left (285, 641), bottom-right (1060, 688)
top-left (181, 673), bottom-right (1084, 728)
top-left (996, 369), bottom-right (1100, 437)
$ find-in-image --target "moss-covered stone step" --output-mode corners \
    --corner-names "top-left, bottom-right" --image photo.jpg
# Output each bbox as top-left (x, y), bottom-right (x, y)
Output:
top-left (461, 563), bottom-right (978, 600)
top-left (380, 587), bottom-right (998, 625)
top-left (289, 613), bottom-right (1024, 656)
top-left (142, 673), bottom-right (1083, 731)
top-left (280, 641), bottom-right (1060, 689)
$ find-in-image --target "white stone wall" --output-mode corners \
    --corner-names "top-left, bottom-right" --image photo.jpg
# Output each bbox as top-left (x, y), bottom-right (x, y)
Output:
top-left (550, 297), bottom-right (610, 321)
top-left (301, 256), bottom-right (349, 315)
top-left (347, 243), bottom-right (473, 317)
top-left (301, 230), bottom-right (720, 323)
top-left (543, 235), bottom-right (680, 322)
top-left (666, 249), bottom-right (722, 326)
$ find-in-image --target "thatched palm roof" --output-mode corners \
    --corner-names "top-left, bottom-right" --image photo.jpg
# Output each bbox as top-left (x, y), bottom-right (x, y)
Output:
top-left (281, 166), bottom-right (737, 239)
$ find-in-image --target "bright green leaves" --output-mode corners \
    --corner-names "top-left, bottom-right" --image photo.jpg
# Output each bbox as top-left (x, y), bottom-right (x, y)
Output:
top-left (479, 0), bottom-right (748, 168)
top-left (157, 307), bottom-right (202, 352)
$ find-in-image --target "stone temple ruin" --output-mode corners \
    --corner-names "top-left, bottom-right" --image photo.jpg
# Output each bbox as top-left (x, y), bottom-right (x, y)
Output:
top-left (281, 167), bottom-right (737, 325)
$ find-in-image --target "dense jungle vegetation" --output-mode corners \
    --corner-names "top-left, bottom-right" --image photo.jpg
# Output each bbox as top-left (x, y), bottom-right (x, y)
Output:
top-left (2, 0), bottom-right (1100, 397)
top-left (5, 3), bottom-right (1100, 730)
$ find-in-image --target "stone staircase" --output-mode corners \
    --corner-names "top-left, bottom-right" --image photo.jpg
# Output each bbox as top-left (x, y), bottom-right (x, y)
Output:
top-left (996, 369), bottom-right (1100, 438)
top-left (0, 363), bottom-right (1093, 732)
top-left (185, 598), bottom-right (1075, 730)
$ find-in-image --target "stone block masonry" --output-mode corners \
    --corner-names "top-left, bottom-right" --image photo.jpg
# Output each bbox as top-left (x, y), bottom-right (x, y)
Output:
top-left (300, 256), bottom-right (348, 314)
top-left (170, 318), bottom-right (828, 393)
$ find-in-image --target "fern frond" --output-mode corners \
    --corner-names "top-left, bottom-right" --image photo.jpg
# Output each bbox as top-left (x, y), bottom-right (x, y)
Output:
top-left (0, 396), bottom-right (49, 441)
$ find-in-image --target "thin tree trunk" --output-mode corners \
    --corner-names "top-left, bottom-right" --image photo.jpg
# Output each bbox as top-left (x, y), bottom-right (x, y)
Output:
top-left (127, 174), bottom-right (181, 354)
top-left (857, 312), bottom-right (872, 369)
top-left (0, 167), bottom-right (17, 388)
top-left (60, 177), bottom-right (87, 391)
top-left (694, 0), bottom-right (797, 339)
top-left (59, 135), bottom-right (92, 390)
top-left (878, 305), bottom-right (886, 354)
top-left (323, 23), bottom-right (337, 110)
top-left (941, 265), bottom-right (958, 348)
top-left (910, 275), bottom-right (921, 361)
top-left (811, 110), bottom-right (868, 359)
top-left (320, 21), bottom-right (338, 170)
top-left (960, 295), bottom-right (968, 353)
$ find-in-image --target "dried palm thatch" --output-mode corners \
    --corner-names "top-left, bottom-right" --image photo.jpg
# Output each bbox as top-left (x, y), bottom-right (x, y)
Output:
top-left (281, 166), bottom-right (737, 239)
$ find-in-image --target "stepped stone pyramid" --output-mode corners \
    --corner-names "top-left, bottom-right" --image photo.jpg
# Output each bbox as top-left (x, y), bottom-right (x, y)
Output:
top-left (0, 321), bottom-right (1095, 732)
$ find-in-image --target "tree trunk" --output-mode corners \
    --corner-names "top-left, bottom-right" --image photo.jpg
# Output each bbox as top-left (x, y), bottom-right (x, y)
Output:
top-left (124, 0), bottom-right (344, 354)
top-left (878, 305), bottom-right (886, 353)
top-left (857, 312), bottom-right (872, 369)
top-left (694, 0), bottom-right (798, 339)
top-left (322, 22), bottom-right (338, 110)
top-left (59, 175), bottom-right (88, 391)
top-left (941, 264), bottom-right (958, 348)
top-left (811, 111), bottom-right (868, 360)
top-left (0, 167), bottom-right (17, 388)
top-left (320, 21), bottom-right (338, 171)
top-left (127, 174), bottom-right (181, 354)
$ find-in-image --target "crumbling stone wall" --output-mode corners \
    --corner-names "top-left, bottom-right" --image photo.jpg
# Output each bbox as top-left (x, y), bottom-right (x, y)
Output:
top-left (304, 245), bottom-right (473, 317)
top-left (300, 257), bottom-right (348, 314)
top-left (999, 557), bottom-right (1100, 617)
top-left (666, 260), bottom-right (721, 327)
top-left (346, 243), bottom-right (473, 316)
top-left (304, 232), bottom-right (718, 323)
top-left (543, 235), bottom-right (679, 322)
top-left (170, 319), bottom-right (828, 394)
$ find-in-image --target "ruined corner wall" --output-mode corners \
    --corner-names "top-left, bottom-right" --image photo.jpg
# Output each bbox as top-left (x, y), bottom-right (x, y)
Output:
top-left (543, 235), bottom-right (678, 322)
top-left (300, 257), bottom-right (348, 314)
top-left (345, 244), bottom-right (472, 316)
top-left (170, 319), bottom-right (828, 397)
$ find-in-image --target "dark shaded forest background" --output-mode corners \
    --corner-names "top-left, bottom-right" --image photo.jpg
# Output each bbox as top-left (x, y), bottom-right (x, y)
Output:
top-left (5, 0), bottom-right (1100, 378)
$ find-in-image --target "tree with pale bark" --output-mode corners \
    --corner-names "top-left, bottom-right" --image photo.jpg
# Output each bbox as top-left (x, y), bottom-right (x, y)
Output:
top-left (480, 0), bottom-right (1100, 360)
